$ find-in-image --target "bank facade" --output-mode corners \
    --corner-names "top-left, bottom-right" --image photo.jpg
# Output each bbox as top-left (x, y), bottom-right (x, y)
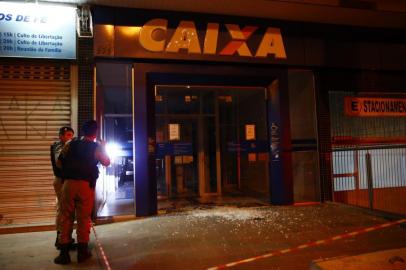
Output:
top-left (0, 1), bottom-right (405, 226)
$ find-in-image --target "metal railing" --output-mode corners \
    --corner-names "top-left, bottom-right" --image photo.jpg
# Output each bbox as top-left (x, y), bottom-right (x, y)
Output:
top-left (332, 144), bottom-right (406, 215)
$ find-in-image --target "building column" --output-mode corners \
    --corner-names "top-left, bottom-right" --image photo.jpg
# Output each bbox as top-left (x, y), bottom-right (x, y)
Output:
top-left (268, 77), bottom-right (294, 205)
top-left (133, 66), bottom-right (157, 216)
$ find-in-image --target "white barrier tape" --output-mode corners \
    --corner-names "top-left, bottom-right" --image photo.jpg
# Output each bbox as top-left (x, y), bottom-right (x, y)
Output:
top-left (207, 218), bottom-right (406, 270)
top-left (92, 223), bottom-right (112, 270)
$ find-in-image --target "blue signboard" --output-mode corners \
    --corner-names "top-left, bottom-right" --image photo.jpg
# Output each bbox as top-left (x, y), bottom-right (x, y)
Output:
top-left (173, 143), bottom-right (193, 155)
top-left (156, 143), bottom-right (168, 158)
top-left (156, 142), bottom-right (193, 157)
top-left (227, 141), bottom-right (269, 153)
top-left (0, 2), bottom-right (76, 59)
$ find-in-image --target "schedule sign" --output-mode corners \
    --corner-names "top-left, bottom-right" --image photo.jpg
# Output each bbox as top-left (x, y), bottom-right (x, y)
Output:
top-left (0, 2), bottom-right (76, 59)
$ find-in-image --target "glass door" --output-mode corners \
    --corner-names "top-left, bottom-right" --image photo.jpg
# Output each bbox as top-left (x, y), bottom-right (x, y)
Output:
top-left (156, 116), bottom-right (200, 197)
top-left (155, 85), bottom-right (268, 199)
top-left (155, 86), bottom-right (219, 198)
top-left (169, 117), bottom-right (199, 196)
top-left (218, 88), bottom-right (269, 196)
top-left (95, 62), bottom-right (134, 217)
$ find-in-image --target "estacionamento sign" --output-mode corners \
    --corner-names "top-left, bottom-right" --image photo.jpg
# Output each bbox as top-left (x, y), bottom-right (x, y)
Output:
top-left (345, 96), bottom-right (406, 117)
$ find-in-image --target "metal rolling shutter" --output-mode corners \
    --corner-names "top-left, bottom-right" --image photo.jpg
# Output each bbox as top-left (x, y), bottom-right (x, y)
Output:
top-left (0, 63), bottom-right (71, 226)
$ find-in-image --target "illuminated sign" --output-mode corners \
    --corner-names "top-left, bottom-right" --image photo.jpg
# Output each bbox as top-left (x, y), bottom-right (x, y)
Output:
top-left (139, 19), bottom-right (286, 58)
top-left (0, 2), bottom-right (76, 59)
top-left (344, 97), bottom-right (406, 117)
top-left (168, 123), bottom-right (180, 141)
top-left (94, 18), bottom-right (287, 61)
top-left (245, 124), bottom-right (256, 140)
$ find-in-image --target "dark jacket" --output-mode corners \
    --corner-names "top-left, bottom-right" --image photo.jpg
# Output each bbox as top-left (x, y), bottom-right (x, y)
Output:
top-left (59, 137), bottom-right (99, 188)
top-left (50, 141), bottom-right (63, 178)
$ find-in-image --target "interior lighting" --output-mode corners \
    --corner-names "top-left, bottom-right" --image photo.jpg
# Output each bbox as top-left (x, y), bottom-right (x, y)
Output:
top-left (106, 142), bottom-right (122, 160)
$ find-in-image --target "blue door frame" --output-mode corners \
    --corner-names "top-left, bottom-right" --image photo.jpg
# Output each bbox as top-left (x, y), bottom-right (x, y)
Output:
top-left (133, 63), bottom-right (293, 216)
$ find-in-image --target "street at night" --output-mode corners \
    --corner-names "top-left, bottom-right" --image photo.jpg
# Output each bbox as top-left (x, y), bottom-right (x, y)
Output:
top-left (1, 1), bottom-right (406, 269)
top-left (1, 201), bottom-right (405, 269)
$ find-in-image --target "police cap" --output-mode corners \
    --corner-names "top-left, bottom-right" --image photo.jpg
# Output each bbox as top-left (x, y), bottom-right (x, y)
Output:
top-left (59, 126), bottom-right (74, 135)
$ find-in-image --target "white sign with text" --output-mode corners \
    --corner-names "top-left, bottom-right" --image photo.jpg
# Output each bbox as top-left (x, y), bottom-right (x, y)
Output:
top-left (0, 2), bottom-right (76, 59)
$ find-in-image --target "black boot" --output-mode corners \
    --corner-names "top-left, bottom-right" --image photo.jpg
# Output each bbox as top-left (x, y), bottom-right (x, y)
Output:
top-left (55, 232), bottom-right (76, 250)
top-left (77, 242), bottom-right (92, 263)
top-left (54, 244), bottom-right (71, 265)
top-left (68, 238), bottom-right (78, 250)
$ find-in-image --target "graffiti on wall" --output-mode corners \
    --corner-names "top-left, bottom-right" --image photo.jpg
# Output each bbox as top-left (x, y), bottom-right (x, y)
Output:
top-left (0, 94), bottom-right (68, 141)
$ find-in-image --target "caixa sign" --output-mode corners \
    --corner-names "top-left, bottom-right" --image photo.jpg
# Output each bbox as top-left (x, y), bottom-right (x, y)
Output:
top-left (139, 19), bottom-right (286, 59)
top-left (94, 18), bottom-right (287, 62)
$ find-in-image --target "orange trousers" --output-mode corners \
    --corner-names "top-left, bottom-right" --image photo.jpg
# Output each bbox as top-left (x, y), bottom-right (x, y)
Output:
top-left (53, 177), bottom-right (63, 232)
top-left (59, 179), bottom-right (94, 244)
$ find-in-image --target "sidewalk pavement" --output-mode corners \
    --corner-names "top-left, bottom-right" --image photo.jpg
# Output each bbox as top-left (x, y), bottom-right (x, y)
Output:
top-left (311, 247), bottom-right (406, 270)
top-left (0, 201), bottom-right (405, 270)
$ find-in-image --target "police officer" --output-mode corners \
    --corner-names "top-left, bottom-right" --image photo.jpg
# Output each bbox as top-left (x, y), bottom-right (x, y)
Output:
top-left (54, 120), bottom-right (110, 264)
top-left (50, 126), bottom-right (74, 249)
